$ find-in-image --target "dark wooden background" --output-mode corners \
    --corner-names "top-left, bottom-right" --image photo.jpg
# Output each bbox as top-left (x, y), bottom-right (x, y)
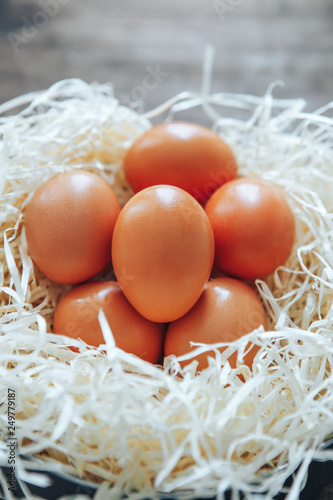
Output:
top-left (1, 0), bottom-right (333, 113)
top-left (0, 0), bottom-right (333, 498)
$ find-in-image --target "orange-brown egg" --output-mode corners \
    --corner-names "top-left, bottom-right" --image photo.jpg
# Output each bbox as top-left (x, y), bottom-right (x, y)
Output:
top-left (53, 281), bottom-right (165, 363)
top-left (25, 170), bottom-right (121, 284)
top-left (164, 277), bottom-right (266, 371)
top-left (112, 185), bottom-right (215, 323)
top-left (123, 121), bottom-right (238, 204)
top-left (205, 178), bottom-right (295, 280)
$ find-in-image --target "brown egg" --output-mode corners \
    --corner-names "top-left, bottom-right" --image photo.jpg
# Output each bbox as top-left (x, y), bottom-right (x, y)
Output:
top-left (123, 121), bottom-right (238, 204)
top-left (25, 170), bottom-right (121, 284)
top-left (112, 185), bottom-right (215, 323)
top-left (53, 281), bottom-right (165, 363)
top-left (205, 178), bottom-right (295, 280)
top-left (164, 277), bottom-right (266, 371)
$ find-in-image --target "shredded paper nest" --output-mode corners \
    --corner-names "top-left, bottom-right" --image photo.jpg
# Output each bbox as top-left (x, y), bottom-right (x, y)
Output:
top-left (0, 78), bottom-right (333, 500)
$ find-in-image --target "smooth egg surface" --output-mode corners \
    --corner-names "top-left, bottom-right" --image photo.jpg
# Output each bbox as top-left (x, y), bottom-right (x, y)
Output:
top-left (164, 277), bottom-right (266, 371)
top-left (53, 281), bottom-right (165, 363)
top-left (205, 178), bottom-right (296, 280)
top-left (25, 170), bottom-right (121, 284)
top-left (124, 122), bottom-right (238, 204)
top-left (112, 185), bottom-right (215, 322)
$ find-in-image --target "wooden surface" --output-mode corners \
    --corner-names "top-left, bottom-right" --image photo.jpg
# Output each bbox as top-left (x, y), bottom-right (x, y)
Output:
top-left (0, 0), bottom-right (333, 114)
top-left (0, 1), bottom-right (333, 499)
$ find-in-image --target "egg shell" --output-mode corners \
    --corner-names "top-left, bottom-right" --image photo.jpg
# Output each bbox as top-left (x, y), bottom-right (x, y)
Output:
top-left (112, 185), bottom-right (215, 323)
top-left (123, 121), bottom-right (238, 204)
top-left (53, 281), bottom-right (165, 363)
top-left (205, 178), bottom-right (296, 280)
top-left (164, 277), bottom-right (266, 371)
top-left (25, 170), bottom-right (121, 284)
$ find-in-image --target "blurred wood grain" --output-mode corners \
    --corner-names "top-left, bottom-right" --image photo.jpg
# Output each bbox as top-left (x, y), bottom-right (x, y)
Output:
top-left (0, 0), bottom-right (332, 117)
